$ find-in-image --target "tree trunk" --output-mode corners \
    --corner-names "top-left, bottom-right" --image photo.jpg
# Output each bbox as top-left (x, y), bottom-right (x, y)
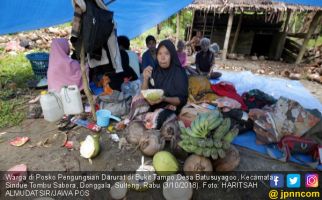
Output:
top-left (295, 11), bottom-right (322, 64)
top-left (176, 12), bottom-right (180, 44)
top-left (222, 11), bottom-right (234, 60)
top-left (80, 44), bottom-right (96, 121)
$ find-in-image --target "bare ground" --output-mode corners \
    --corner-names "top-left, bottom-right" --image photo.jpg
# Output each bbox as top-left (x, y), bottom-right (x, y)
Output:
top-left (0, 59), bottom-right (321, 199)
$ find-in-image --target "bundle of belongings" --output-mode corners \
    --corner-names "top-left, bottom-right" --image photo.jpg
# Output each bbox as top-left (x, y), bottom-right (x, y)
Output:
top-left (248, 97), bottom-right (322, 165)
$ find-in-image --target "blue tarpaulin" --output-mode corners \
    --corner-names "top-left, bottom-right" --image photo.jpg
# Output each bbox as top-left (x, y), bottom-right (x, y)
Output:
top-left (0, 1), bottom-right (321, 37)
top-left (0, 0), bottom-right (193, 38)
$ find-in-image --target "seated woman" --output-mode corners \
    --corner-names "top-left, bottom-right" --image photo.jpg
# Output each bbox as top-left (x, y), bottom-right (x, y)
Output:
top-left (177, 40), bottom-right (187, 68)
top-left (47, 38), bottom-right (84, 92)
top-left (123, 40), bottom-right (188, 130)
top-left (108, 49), bottom-right (138, 91)
top-left (195, 38), bottom-right (215, 75)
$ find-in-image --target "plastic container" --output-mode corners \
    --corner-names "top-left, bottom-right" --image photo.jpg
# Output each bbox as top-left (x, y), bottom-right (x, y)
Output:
top-left (40, 91), bottom-right (64, 122)
top-left (26, 52), bottom-right (49, 80)
top-left (60, 85), bottom-right (84, 115)
top-left (121, 78), bottom-right (132, 97)
top-left (96, 109), bottom-right (121, 127)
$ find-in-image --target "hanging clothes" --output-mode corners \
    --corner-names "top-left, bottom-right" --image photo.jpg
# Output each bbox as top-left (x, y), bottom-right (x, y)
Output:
top-left (71, 0), bottom-right (122, 73)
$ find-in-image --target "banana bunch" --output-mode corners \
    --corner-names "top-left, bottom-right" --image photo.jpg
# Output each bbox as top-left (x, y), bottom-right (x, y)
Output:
top-left (181, 110), bottom-right (223, 138)
top-left (178, 117), bottom-right (239, 160)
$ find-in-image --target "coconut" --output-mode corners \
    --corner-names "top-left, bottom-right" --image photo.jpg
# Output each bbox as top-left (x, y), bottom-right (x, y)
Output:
top-left (80, 135), bottom-right (100, 159)
top-left (109, 181), bottom-right (127, 199)
top-left (212, 145), bottom-right (240, 171)
top-left (160, 121), bottom-right (180, 141)
top-left (183, 154), bottom-right (213, 180)
top-left (125, 121), bottom-right (146, 145)
top-left (139, 130), bottom-right (165, 157)
top-left (153, 151), bottom-right (179, 176)
top-left (163, 174), bottom-right (193, 200)
top-left (141, 89), bottom-right (164, 102)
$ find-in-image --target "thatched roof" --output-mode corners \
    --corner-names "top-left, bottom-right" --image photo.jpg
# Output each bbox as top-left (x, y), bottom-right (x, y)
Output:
top-left (189, 0), bottom-right (322, 12)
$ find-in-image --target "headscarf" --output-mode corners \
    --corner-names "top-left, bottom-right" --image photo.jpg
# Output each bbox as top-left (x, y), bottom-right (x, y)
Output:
top-left (200, 37), bottom-right (211, 52)
top-left (47, 38), bottom-right (83, 92)
top-left (151, 40), bottom-right (188, 112)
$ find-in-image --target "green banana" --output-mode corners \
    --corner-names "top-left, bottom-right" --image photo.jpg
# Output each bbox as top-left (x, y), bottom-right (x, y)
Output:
top-left (189, 137), bottom-right (200, 146)
top-left (213, 139), bottom-right (222, 148)
top-left (178, 121), bottom-right (188, 135)
top-left (185, 127), bottom-right (197, 138)
top-left (208, 116), bottom-right (223, 131)
top-left (222, 142), bottom-right (231, 150)
top-left (218, 149), bottom-right (226, 159)
top-left (178, 141), bottom-right (190, 152)
top-left (213, 118), bottom-right (231, 140)
top-left (222, 127), bottom-right (239, 143)
top-left (197, 139), bottom-right (207, 148)
top-left (202, 148), bottom-right (211, 157)
top-left (211, 148), bottom-right (218, 160)
top-left (195, 147), bottom-right (203, 156)
top-left (206, 139), bottom-right (214, 148)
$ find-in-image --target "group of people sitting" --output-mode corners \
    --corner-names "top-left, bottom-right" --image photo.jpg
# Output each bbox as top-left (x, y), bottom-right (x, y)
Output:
top-left (47, 32), bottom-right (217, 129)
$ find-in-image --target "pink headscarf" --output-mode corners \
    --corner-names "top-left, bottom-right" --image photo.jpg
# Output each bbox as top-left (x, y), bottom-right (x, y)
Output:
top-left (47, 38), bottom-right (83, 92)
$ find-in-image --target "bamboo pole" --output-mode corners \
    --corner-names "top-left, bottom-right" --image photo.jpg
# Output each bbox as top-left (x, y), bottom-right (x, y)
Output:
top-left (283, 10), bottom-right (292, 33)
top-left (210, 12), bottom-right (216, 42)
top-left (80, 44), bottom-right (96, 121)
top-left (202, 11), bottom-right (207, 36)
top-left (222, 10), bottom-right (234, 60)
top-left (189, 10), bottom-right (195, 41)
top-left (295, 11), bottom-right (322, 64)
top-left (176, 11), bottom-right (180, 44)
top-left (230, 13), bottom-right (243, 53)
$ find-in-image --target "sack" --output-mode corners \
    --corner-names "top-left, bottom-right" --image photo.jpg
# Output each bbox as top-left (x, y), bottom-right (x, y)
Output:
top-left (82, 0), bottom-right (114, 57)
top-left (188, 75), bottom-right (212, 97)
top-left (98, 91), bottom-right (131, 117)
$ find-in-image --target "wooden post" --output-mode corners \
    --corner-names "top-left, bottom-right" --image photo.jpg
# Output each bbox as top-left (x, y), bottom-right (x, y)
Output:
top-left (80, 44), bottom-right (96, 121)
top-left (295, 11), bottom-right (322, 64)
top-left (176, 11), bottom-right (180, 44)
top-left (283, 10), bottom-right (292, 33)
top-left (202, 11), bottom-right (207, 36)
top-left (230, 13), bottom-right (243, 53)
top-left (222, 10), bottom-right (234, 60)
top-left (189, 10), bottom-right (195, 41)
top-left (210, 12), bottom-right (216, 42)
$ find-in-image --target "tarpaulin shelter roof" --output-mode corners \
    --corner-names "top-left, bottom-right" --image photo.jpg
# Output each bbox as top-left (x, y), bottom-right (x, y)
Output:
top-left (0, 0), bottom-right (321, 37)
top-left (0, 0), bottom-right (193, 38)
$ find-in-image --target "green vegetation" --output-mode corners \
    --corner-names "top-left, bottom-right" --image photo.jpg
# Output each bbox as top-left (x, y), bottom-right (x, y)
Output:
top-left (131, 9), bottom-right (193, 49)
top-left (0, 53), bottom-right (33, 128)
top-left (308, 36), bottom-right (322, 48)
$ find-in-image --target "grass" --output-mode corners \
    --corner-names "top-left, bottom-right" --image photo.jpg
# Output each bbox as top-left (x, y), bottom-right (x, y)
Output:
top-left (308, 36), bottom-right (322, 48)
top-left (0, 52), bottom-right (34, 129)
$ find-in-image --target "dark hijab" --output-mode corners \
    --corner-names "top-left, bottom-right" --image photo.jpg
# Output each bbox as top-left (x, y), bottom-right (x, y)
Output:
top-left (151, 40), bottom-right (188, 112)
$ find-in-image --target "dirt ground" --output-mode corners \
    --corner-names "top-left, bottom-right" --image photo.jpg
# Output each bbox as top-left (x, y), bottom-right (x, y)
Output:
top-left (1, 59), bottom-right (321, 199)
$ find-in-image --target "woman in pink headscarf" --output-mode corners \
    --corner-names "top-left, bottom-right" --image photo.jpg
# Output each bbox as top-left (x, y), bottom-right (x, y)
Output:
top-left (47, 38), bottom-right (83, 92)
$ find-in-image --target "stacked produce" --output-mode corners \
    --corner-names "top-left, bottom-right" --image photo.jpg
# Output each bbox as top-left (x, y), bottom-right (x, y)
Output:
top-left (178, 110), bottom-right (239, 160)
